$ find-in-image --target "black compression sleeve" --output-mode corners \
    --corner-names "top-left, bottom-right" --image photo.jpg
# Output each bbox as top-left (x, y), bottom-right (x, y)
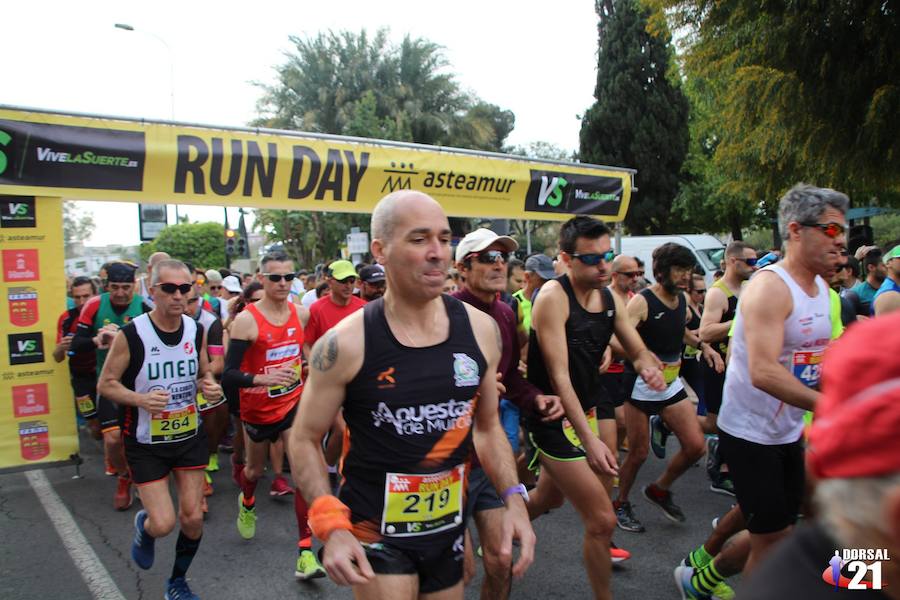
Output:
top-left (223, 339), bottom-right (256, 388)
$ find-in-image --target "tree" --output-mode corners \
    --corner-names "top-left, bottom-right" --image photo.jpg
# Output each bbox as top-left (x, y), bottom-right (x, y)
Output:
top-left (142, 222), bottom-right (225, 270)
top-left (649, 0), bottom-right (900, 226)
top-left (580, 0), bottom-right (690, 234)
top-left (63, 201), bottom-right (95, 246)
top-left (252, 29), bottom-right (517, 262)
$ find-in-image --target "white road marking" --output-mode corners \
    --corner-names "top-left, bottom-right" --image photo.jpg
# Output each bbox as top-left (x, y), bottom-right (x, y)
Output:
top-left (25, 470), bottom-right (127, 600)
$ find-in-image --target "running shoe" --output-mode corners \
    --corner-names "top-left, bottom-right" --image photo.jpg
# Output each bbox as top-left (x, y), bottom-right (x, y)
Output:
top-left (270, 475), bottom-right (294, 497)
top-left (114, 476), bottom-right (133, 511)
top-left (104, 456), bottom-right (116, 477)
top-left (207, 453), bottom-right (219, 472)
top-left (674, 565), bottom-right (711, 600)
top-left (131, 510), bottom-right (155, 569)
top-left (231, 454), bottom-right (244, 488)
top-left (709, 475), bottom-right (735, 497)
top-left (705, 437), bottom-right (721, 482)
top-left (712, 580), bottom-right (735, 600)
top-left (237, 493), bottom-right (257, 539)
top-left (649, 415), bottom-right (670, 459)
top-left (643, 484), bottom-right (685, 522)
top-left (614, 501), bottom-right (645, 533)
top-left (164, 576), bottom-right (199, 600)
top-left (610, 541), bottom-right (631, 563)
top-left (712, 517), bottom-right (719, 530)
top-left (295, 549), bottom-right (327, 580)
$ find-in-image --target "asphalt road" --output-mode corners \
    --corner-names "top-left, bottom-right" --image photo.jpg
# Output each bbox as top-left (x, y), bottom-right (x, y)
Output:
top-left (1, 429), bottom-right (738, 599)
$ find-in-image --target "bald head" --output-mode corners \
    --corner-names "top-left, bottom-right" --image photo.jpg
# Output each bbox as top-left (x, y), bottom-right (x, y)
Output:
top-left (612, 255), bottom-right (638, 273)
top-left (148, 252), bottom-right (171, 267)
top-left (371, 190), bottom-right (444, 243)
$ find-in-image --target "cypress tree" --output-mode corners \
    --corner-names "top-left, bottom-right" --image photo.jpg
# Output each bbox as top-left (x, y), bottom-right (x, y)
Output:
top-left (580, 0), bottom-right (689, 234)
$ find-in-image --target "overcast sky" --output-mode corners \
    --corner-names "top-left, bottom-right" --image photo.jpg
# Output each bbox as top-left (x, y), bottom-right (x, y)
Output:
top-left (4, 0), bottom-right (600, 247)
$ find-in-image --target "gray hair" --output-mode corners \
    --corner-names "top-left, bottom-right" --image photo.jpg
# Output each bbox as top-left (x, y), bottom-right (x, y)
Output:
top-left (814, 473), bottom-right (900, 545)
top-left (778, 183), bottom-right (850, 241)
top-left (151, 259), bottom-right (191, 285)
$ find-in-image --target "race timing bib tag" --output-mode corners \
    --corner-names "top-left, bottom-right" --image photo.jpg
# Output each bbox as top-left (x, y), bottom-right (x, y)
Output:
top-left (150, 404), bottom-right (198, 443)
top-left (382, 464), bottom-right (465, 537)
top-left (562, 407), bottom-right (599, 449)
top-left (663, 360), bottom-right (682, 385)
top-left (266, 358), bottom-right (302, 398)
top-left (792, 350), bottom-right (824, 389)
top-left (75, 394), bottom-right (95, 416)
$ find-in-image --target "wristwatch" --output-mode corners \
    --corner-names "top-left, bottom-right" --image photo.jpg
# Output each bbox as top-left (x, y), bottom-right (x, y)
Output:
top-left (501, 483), bottom-right (529, 503)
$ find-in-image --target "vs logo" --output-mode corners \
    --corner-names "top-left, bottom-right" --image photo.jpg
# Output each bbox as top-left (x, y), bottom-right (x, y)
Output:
top-left (8, 332), bottom-right (45, 365)
top-left (0, 196), bottom-right (37, 228)
top-left (537, 175), bottom-right (568, 207)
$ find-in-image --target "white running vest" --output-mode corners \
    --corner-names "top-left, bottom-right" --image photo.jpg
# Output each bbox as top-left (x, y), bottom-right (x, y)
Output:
top-left (719, 265), bottom-right (831, 445)
top-left (132, 314), bottom-right (200, 445)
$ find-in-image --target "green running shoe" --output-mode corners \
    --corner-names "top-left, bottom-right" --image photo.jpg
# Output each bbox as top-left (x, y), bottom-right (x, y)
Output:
top-left (712, 580), bottom-right (735, 600)
top-left (207, 453), bottom-right (219, 472)
top-left (295, 549), bottom-right (327, 580)
top-left (237, 493), bottom-right (257, 539)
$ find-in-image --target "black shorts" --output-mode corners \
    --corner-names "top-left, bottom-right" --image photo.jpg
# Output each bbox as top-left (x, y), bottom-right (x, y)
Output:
top-left (242, 404), bottom-right (297, 444)
top-left (465, 466), bottom-right (503, 517)
top-left (362, 533), bottom-right (465, 594)
top-left (71, 373), bottom-right (97, 419)
top-left (125, 431), bottom-right (208, 485)
top-left (224, 382), bottom-right (241, 417)
top-left (97, 395), bottom-right (122, 433)
top-left (680, 356), bottom-right (704, 401)
top-left (718, 430), bottom-right (804, 534)
top-left (700, 359), bottom-right (726, 414)
top-left (627, 389), bottom-right (688, 416)
top-left (600, 371), bottom-right (636, 409)
top-left (526, 404), bottom-right (607, 470)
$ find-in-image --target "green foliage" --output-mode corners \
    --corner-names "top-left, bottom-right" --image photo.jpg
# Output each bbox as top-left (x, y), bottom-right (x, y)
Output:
top-left (63, 201), bottom-right (95, 246)
top-left (647, 0), bottom-right (900, 213)
top-left (252, 28), bottom-right (517, 262)
top-left (142, 222), bottom-right (226, 270)
top-left (580, 0), bottom-right (690, 234)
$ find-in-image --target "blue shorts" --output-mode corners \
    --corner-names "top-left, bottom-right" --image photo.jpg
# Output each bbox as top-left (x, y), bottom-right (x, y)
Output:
top-left (499, 399), bottom-right (520, 453)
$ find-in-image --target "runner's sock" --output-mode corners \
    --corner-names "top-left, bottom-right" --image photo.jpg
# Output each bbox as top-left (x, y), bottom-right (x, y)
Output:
top-left (295, 488), bottom-right (312, 545)
top-left (691, 559), bottom-right (727, 595)
top-left (239, 470), bottom-right (258, 506)
top-left (171, 532), bottom-right (201, 580)
top-left (688, 545), bottom-right (713, 569)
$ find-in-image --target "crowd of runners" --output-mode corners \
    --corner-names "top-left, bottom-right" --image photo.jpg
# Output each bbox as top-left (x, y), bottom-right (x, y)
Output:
top-left (53, 185), bottom-right (900, 599)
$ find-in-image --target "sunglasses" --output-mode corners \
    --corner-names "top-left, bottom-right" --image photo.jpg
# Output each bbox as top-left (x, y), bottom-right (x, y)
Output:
top-left (336, 276), bottom-right (357, 284)
top-left (209, 285), bottom-right (222, 291)
top-left (468, 250), bottom-right (508, 265)
top-left (156, 282), bottom-right (193, 295)
top-left (262, 273), bottom-right (296, 283)
top-left (736, 257), bottom-right (759, 267)
top-left (692, 289), bottom-right (707, 294)
top-left (571, 250), bottom-right (616, 266)
top-left (617, 270), bottom-right (642, 278)
top-left (801, 221), bottom-right (846, 238)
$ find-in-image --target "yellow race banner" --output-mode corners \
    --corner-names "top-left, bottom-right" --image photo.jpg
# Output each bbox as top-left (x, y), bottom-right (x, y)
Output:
top-left (0, 107), bottom-right (634, 221)
top-left (0, 195), bottom-right (79, 471)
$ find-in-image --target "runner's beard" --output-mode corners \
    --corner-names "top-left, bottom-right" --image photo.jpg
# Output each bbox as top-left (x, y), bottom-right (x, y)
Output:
top-left (662, 275), bottom-right (680, 296)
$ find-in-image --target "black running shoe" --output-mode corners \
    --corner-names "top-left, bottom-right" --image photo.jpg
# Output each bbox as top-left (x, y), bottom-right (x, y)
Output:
top-left (615, 501), bottom-right (645, 533)
top-left (643, 484), bottom-right (686, 522)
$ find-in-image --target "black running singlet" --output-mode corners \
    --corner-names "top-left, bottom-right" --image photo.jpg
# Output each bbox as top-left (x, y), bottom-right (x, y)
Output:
top-left (527, 275), bottom-right (615, 411)
top-left (341, 295), bottom-right (487, 548)
top-left (636, 288), bottom-right (686, 362)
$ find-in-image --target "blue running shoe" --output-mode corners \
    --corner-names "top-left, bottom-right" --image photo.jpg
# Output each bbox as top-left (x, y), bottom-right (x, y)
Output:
top-left (674, 565), bottom-right (712, 600)
top-left (650, 415), bottom-right (670, 459)
top-left (131, 510), bottom-right (155, 570)
top-left (164, 576), bottom-right (199, 600)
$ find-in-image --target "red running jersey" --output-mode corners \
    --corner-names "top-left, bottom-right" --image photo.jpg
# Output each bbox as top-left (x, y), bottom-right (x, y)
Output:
top-left (239, 303), bottom-right (304, 425)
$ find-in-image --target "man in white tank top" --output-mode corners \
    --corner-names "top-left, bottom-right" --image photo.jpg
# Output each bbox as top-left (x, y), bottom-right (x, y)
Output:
top-left (675, 184), bottom-right (849, 599)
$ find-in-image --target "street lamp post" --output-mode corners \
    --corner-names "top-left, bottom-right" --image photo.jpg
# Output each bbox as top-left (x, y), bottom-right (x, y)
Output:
top-left (114, 23), bottom-right (180, 222)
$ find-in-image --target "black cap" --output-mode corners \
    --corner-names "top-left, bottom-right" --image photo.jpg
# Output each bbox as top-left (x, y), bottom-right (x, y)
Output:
top-left (359, 265), bottom-right (385, 283)
top-left (106, 262), bottom-right (137, 283)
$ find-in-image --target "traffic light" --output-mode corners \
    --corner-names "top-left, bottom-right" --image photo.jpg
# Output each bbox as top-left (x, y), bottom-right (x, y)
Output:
top-left (225, 228), bottom-right (237, 255)
top-left (236, 236), bottom-right (247, 258)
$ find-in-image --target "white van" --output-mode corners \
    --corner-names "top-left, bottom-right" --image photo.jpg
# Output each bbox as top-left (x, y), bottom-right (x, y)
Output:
top-left (616, 234), bottom-right (725, 286)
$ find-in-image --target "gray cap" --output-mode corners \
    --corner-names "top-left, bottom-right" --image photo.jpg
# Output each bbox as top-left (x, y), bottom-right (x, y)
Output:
top-left (525, 254), bottom-right (556, 280)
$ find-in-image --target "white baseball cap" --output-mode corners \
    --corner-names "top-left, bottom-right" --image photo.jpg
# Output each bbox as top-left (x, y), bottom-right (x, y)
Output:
top-left (455, 228), bottom-right (519, 263)
top-left (222, 275), bottom-right (242, 293)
